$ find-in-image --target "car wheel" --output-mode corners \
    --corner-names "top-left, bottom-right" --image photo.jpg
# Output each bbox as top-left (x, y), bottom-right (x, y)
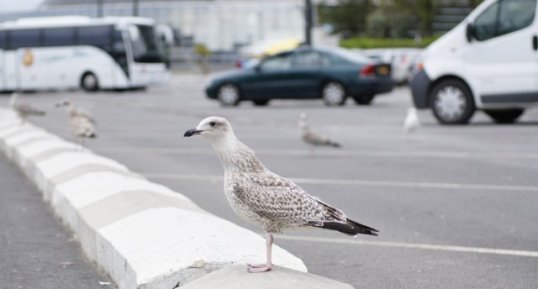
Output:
top-left (253, 99), bottom-right (270, 106)
top-left (353, 94), bottom-right (375, 105)
top-left (81, 72), bottom-right (99, 92)
top-left (321, 81), bottom-right (347, 106)
top-left (430, 79), bottom-right (475, 124)
top-left (217, 84), bottom-right (241, 106)
top-left (483, 109), bottom-right (524, 124)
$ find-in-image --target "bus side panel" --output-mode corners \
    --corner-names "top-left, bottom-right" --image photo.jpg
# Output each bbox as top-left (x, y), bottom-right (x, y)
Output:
top-left (16, 46), bottom-right (127, 90)
top-left (3, 51), bottom-right (18, 91)
top-left (78, 46), bottom-right (126, 89)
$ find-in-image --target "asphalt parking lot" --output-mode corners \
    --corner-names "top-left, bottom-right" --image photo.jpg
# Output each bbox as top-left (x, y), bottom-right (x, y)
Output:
top-left (2, 74), bottom-right (538, 289)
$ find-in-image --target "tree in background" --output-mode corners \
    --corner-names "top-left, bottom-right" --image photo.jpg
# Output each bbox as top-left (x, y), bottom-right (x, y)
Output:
top-left (320, 0), bottom-right (484, 39)
top-left (366, 0), bottom-right (415, 38)
top-left (318, 0), bottom-right (375, 37)
top-left (469, 0), bottom-right (484, 7)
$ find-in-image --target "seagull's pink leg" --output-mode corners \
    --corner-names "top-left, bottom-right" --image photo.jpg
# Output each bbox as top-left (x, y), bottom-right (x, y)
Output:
top-left (247, 233), bottom-right (273, 273)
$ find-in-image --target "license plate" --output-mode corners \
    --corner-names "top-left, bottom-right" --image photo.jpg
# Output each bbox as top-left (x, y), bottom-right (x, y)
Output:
top-left (377, 66), bottom-right (390, 75)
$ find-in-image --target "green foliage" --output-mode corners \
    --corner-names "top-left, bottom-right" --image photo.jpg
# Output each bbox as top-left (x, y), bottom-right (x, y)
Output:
top-left (469, 0), bottom-right (484, 7)
top-left (319, 0), bottom-right (470, 37)
top-left (366, 0), bottom-right (415, 38)
top-left (340, 36), bottom-right (439, 49)
top-left (318, 0), bottom-right (375, 36)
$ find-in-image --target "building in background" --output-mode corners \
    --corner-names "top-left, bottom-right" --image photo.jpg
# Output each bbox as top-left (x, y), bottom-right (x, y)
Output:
top-left (0, 0), bottom-right (305, 52)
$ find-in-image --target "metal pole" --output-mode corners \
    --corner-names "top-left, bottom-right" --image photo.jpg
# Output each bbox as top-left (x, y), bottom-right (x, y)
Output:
top-left (133, 0), bottom-right (139, 16)
top-left (97, 0), bottom-right (103, 17)
top-left (305, 0), bottom-right (313, 46)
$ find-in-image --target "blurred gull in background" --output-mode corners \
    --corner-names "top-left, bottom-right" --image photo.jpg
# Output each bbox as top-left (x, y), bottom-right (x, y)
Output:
top-left (55, 100), bottom-right (97, 146)
top-left (403, 107), bottom-right (420, 133)
top-left (298, 113), bottom-right (341, 155)
top-left (10, 93), bottom-right (46, 124)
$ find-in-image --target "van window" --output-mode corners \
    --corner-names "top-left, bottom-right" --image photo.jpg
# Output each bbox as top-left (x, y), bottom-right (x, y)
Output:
top-left (474, 0), bottom-right (536, 41)
top-left (474, 2), bottom-right (499, 41)
top-left (499, 0), bottom-right (536, 35)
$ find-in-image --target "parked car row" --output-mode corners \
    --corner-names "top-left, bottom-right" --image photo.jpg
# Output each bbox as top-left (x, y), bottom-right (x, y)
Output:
top-left (206, 47), bottom-right (395, 106)
top-left (362, 48), bottom-right (422, 85)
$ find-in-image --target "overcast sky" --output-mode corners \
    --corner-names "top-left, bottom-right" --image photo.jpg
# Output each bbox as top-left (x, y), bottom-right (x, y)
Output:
top-left (0, 0), bottom-right (43, 12)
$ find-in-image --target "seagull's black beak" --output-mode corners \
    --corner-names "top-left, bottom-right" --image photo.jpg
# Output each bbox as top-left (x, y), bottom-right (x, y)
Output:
top-left (184, 129), bottom-right (202, 137)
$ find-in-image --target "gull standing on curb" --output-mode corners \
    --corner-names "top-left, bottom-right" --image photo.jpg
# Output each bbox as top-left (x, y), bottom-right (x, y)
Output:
top-left (298, 113), bottom-right (341, 155)
top-left (55, 100), bottom-right (97, 146)
top-left (184, 116), bottom-right (378, 273)
top-left (10, 93), bottom-right (46, 124)
top-left (404, 107), bottom-right (420, 133)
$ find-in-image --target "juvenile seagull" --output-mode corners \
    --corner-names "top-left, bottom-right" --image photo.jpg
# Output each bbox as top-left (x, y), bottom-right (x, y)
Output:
top-left (55, 100), bottom-right (97, 145)
top-left (184, 117), bottom-right (378, 273)
top-left (10, 93), bottom-right (46, 123)
top-left (403, 107), bottom-right (420, 133)
top-left (298, 113), bottom-right (341, 155)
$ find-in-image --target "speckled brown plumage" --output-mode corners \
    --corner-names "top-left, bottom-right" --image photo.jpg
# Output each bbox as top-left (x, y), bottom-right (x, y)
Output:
top-left (185, 116), bottom-right (378, 272)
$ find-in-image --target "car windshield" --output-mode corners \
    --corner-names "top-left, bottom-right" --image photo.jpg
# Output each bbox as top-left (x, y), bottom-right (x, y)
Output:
top-left (129, 24), bottom-right (164, 63)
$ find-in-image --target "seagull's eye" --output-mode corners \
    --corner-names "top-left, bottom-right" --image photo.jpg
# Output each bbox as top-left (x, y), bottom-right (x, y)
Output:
top-left (209, 121), bottom-right (216, 127)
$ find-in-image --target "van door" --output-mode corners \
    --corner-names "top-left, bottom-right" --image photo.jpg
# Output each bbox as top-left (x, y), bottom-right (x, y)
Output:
top-left (464, 0), bottom-right (537, 103)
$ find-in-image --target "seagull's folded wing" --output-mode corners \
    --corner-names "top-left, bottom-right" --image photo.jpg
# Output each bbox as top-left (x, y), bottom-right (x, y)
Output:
top-left (303, 131), bottom-right (330, 146)
top-left (233, 172), bottom-right (346, 226)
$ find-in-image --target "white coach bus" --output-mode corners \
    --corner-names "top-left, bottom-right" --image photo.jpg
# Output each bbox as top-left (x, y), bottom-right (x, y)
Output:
top-left (0, 16), bottom-right (168, 92)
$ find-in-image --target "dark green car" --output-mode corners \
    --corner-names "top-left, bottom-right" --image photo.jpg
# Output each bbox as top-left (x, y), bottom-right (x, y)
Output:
top-left (205, 47), bottom-right (395, 106)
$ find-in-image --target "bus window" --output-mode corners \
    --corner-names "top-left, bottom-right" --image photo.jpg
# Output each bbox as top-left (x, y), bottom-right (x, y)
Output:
top-left (10, 29), bottom-right (41, 49)
top-left (43, 27), bottom-right (75, 46)
top-left (129, 25), bottom-right (162, 63)
top-left (0, 31), bottom-right (6, 49)
top-left (78, 25), bottom-right (112, 48)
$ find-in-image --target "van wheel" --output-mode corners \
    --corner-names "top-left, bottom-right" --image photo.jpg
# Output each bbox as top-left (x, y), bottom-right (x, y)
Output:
top-left (217, 84), bottom-right (241, 106)
top-left (430, 79), bottom-right (475, 124)
top-left (81, 72), bottom-right (99, 92)
top-left (484, 109), bottom-right (524, 124)
top-left (353, 94), bottom-right (375, 105)
top-left (321, 81), bottom-right (347, 106)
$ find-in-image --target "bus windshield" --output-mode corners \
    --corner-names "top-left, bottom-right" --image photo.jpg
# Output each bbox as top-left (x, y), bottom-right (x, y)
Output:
top-left (129, 24), bottom-right (164, 63)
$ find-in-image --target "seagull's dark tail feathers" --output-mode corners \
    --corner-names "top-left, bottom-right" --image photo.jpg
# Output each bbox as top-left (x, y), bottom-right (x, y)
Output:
top-left (328, 141), bottom-right (341, 148)
top-left (320, 218), bottom-right (378, 236)
top-left (31, 109), bottom-right (46, 116)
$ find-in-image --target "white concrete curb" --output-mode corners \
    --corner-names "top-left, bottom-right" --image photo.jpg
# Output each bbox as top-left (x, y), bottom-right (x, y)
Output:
top-left (0, 108), bottom-right (306, 289)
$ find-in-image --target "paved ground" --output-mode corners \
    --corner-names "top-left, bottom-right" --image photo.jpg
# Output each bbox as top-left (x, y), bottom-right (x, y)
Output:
top-left (2, 74), bottom-right (538, 289)
top-left (0, 154), bottom-right (115, 289)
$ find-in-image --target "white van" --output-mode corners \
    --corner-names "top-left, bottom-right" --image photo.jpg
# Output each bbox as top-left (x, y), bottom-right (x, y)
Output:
top-left (410, 0), bottom-right (537, 124)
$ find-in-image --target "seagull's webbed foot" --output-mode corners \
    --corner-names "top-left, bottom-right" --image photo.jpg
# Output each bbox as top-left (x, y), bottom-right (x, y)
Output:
top-left (247, 263), bottom-right (272, 273)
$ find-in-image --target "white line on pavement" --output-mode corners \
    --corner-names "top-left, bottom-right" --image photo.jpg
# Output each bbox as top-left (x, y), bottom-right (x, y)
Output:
top-left (277, 235), bottom-right (538, 258)
top-left (95, 147), bottom-right (538, 160)
top-left (142, 173), bottom-right (538, 192)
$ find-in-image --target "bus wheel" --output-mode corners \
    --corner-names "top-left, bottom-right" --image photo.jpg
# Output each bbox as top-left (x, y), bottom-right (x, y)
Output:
top-left (81, 73), bottom-right (99, 92)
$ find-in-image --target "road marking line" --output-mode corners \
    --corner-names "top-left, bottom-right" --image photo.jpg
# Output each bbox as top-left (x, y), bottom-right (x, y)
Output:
top-left (95, 147), bottom-right (538, 159)
top-left (142, 173), bottom-right (538, 192)
top-left (277, 235), bottom-right (538, 258)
